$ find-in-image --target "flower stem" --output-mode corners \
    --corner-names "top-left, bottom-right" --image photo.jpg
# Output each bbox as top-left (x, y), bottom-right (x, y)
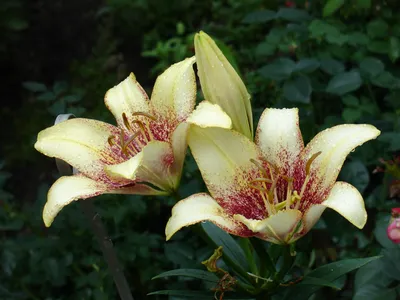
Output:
top-left (80, 200), bottom-right (134, 300)
top-left (251, 238), bottom-right (276, 278)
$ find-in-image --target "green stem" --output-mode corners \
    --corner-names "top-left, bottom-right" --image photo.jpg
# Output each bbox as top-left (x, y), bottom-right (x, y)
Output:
top-left (274, 246), bottom-right (294, 284)
top-left (251, 238), bottom-right (276, 278)
top-left (80, 200), bottom-right (134, 300)
top-left (239, 238), bottom-right (258, 276)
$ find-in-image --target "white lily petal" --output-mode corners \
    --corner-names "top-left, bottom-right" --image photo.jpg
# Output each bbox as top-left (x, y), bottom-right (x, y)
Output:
top-left (104, 152), bottom-right (143, 181)
top-left (104, 73), bottom-right (150, 128)
top-left (187, 101), bottom-right (232, 129)
top-left (170, 122), bottom-right (189, 183)
top-left (166, 193), bottom-right (246, 240)
top-left (43, 175), bottom-right (110, 227)
top-left (301, 204), bottom-right (326, 234)
top-left (302, 124), bottom-right (380, 190)
top-left (188, 126), bottom-right (259, 199)
top-left (234, 210), bottom-right (302, 244)
top-left (105, 141), bottom-right (175, 192)
top-left (44, 175), bottom-right (165, 227)
top-left (256, 108), bottom-right (304, 175)
top-left (151, 56), bottom-right (196, 120)
top-left (34, 118), bottom-right (120, 180)
top-left (322, 181), bottom-right (367, 229)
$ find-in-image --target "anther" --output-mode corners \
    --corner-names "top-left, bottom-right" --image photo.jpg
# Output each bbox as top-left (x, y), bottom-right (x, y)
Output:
top-left (131, 120), bottom-right (149, 142)
top-left (250, 178), bottom-right (273, 184)
top-left (132, 111), bottom-right (157, 121)
top-left (305, 151), bottom-right (322, 176)
top-left (121, 132), bottom-right (140, 155)
top-left (250, 159), bottom-right (269, 178)
top-left (108, 136), bottom-right (116, 147)
top-left (122, 113), bottom-right (132, 131)
top-left (248, 184), bottom-right (269, 193)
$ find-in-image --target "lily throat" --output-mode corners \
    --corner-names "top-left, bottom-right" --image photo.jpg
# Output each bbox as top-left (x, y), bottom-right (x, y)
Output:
top-left (249, 151), bottom-right (321, 216)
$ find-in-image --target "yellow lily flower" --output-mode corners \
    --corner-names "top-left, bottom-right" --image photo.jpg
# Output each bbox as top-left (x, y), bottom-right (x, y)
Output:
top-left (35, 57), bottom-right (200, 227)
top-left (166, 108), bottom-right (380, 244)
top-left (194, 31), bottom-right (253, 140)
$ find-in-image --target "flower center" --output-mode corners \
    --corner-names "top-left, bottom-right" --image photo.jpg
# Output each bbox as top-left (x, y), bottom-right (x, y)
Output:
top-left (108, 112), bottom-right (156, 158)
top-left (249, 152), bottom-right (321, 216)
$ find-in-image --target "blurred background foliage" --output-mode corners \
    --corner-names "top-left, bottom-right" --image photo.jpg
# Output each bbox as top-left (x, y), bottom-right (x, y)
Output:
top-left (1, 0), bottom-right (400, 299)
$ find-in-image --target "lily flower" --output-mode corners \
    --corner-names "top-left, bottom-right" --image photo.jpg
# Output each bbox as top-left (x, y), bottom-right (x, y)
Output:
top-left (194, 31), bottom-right (253, 140)
top-left (166, 108), bottom-right (380, 244)
top-left (35, 57), bottom-right (199, 227)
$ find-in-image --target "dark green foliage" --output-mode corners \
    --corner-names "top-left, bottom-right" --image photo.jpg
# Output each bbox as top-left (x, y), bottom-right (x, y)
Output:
top-left (1, 0), bottom-right (400, 299)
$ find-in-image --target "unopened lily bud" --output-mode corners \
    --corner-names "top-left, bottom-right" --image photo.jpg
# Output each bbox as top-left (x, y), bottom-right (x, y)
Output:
top-left (194, 31), bottom-right (253, 140)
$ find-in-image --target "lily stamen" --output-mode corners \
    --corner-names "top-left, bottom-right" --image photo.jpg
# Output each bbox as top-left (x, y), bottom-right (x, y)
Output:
top-left (131, 120), bottom-right (151, 144)
top-left (250, 178), bottom-right (273, 184)
top-left (108, 136), bottom-right (116, 147)
top-left (122, 113), bottom-right (132, 131)
top-left (250, 159), bottom-right (269, 178)
top-left (132, 111), bottom-right (157, 121)
top-left (108, 111), bottom-right (159, 157)
top-left (121, 132), bottom-right (141, 156)
top-left (249, 152), bottom-right (322, 214)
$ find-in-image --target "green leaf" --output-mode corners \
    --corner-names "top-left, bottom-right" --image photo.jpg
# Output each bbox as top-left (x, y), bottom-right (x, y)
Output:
top-left (258, 58), bottom-right (296, 81)
top-left (299, 276), bottom-right (341, 289)
top-left (152, 269), bottom-right (219, 283)
top-left (342, 108), bottom-right (362, 122)
top-left (371, 71), bottom-right (400, 89)
top-left (48, 101), bottom-right (66, 116)
top-left (283, 256), bottom-right (381, 300)
top-left (368, 40), bottom-right (389, 54)
top-left (36, 91), bottom-right (56, 102)
top-left (61, 94), bottom-right (83, 103)
top-left (320, 58), bottom-right (345, 75)
top-left (323, 0), bottom-right (345, 17)
top-left (53, 81), bottom-right (68, 96)
top-left (389, 37), bottom-right (400, 62)
top-left (201, 222), bottom-right (249, 272)
top-left (242, 10), bottom-right (276, 24)
top-left (255, 42), bottom-right (276, 57)
top-left (22, 81), bottom-right (47, 92)
top-left (347, 32), bottom-right (369, 46)
top-left (367, 19), bottom-right (389, 38)
top-left (326, 33), bottom-right (348, 46)
top-left (378, 132), bottom-right (400, 151)
top-left (340, 161), bottom-right (370, 193)
top-left (148, 290), bottom-right (255, 299)
top-left (308, 20), bottom-right (340, 39)
top-left (148, 290), bottom-right (214, 298)
top-left (326, 70), bottom-right (362, 95)
top-left (356, 0), bottom-right (371, 9)
top-left (341, 95), bottom-right (359, 107)
top-left (283, 74), bottom-right (312, 103)
top-left (165, 243), bottom-right (197, 268)
top-left (359, 57), bottom-right (385, 77)
top-left (276, 8), bottom-right (311, 22)
top-left (266, 28), bottom-right (287, 44)
top-left (294, 58), bottom-right (320, 73)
